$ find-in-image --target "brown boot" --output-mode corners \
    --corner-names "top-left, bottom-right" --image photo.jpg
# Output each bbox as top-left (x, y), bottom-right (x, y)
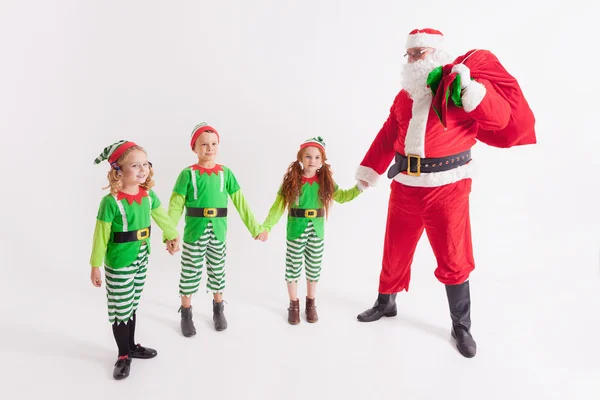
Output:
top-left (288, 299), bottom-right (300, 325)
top-left (306, 297), bottom-right (318, 323)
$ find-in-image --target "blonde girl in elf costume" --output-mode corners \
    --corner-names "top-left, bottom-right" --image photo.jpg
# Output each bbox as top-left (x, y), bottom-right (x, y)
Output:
top-left (255, 136), bottom-right (367, 324)
top-left (90, 140), bottom-right (181, 380)
top-left (165, 122), bottom-right (263, 336)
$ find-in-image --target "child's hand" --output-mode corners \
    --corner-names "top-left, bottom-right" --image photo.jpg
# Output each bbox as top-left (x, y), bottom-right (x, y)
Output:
top-left (357, 180), bottom-right (369, 192)
top-left (255, 231), bottom-right (269, 242)
top-left (167, 237), bottom-right (181, 255)
top-left (90, 267), bottom-right (102, 287)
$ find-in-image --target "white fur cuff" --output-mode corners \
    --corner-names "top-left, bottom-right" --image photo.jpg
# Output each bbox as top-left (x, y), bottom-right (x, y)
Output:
top-left (461, 80), bottom-right (486, 113)
top-left (355, 165), bottom-right (380, 187)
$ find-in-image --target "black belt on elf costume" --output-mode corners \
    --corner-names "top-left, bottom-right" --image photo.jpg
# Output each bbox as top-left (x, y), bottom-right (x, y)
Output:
top-left (113, 227), bottom-right (151, 243)
top-left (289, 208), bottom-right (325, 218)
top-left (186, 207), bottom-right (228, 218)
top-left (387, 149), bottom-right (472, 178)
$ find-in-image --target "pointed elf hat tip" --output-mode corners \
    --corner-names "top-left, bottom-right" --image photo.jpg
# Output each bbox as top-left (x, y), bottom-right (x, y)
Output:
top-left (94, 140), bottom-right (137, 165)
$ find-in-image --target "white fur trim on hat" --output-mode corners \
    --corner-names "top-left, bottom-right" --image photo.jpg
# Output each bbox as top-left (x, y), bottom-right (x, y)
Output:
top-left (405, 28), bottom-right (445, 51)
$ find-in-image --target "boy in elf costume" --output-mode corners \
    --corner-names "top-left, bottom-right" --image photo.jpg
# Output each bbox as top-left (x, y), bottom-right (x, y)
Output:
top-left (90, 140), bottom-right (181, 380)
top-left (165, 122), bottom-right (263, 336)
top-left (256, 137), bottom-right (366, 324)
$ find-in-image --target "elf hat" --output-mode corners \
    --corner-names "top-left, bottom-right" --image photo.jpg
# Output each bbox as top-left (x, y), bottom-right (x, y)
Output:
top-left (300, 136), bottom-right (326, 152)
top-left (94, 140), bottom-right (138, 166)
top-left (190, 122), bottom-right (220, 150)
top-left (405, 28), bottom-right (445, 51)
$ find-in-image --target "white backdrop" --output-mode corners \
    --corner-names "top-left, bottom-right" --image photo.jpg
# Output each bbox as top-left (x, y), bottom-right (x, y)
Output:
top-left (1, 1), bottom-right (598, 399)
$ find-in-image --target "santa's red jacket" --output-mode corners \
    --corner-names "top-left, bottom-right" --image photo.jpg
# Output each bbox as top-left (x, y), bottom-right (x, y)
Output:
top-left (356, 49), bottom-right (536, 188)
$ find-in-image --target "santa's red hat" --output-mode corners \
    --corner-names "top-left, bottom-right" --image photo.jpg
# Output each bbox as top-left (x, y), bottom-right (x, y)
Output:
top-left (405, 28), bottom-right (445, 50)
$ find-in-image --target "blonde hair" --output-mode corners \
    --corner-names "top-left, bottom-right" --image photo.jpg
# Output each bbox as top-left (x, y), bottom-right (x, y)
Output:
top-left (103, 145), bottom-right (155, 196)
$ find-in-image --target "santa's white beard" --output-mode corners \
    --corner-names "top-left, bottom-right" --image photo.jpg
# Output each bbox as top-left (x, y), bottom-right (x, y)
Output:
top-left (401, 50), bottom-right (454, 100)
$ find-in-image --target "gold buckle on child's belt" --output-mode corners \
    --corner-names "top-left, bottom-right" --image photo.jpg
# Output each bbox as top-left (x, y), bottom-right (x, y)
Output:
top-left (186, 207), bottom-right (228, 218)
top-left (136, 227), bottom-right (150, 240)
top-left (305, 209), bottom-right (317, 218)
top-left (113, 226), bottom-right (152, 243)
top-left (289, 208), bottom-right (324, 218)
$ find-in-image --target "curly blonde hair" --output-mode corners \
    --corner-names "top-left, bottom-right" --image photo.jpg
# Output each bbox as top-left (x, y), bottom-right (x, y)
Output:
top-left (103, 145), bottom-right (154, 196)
top-left (280, 147), bottom-right (335, 217)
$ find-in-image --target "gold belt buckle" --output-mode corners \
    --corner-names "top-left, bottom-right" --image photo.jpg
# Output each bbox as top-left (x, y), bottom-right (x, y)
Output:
top-left (136, 227), bottom-right (150, 240)
top-left (407, 154), bottom-right (421, 176)
top-left (204, 208), bottom-right (217, 217)
top-left (305, 209), bottom-right (317, 218)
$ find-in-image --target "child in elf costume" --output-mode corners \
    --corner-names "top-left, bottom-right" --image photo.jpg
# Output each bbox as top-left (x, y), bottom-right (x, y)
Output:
top-left (90, 140), bottom-right (181, 380)
top-left (255, 137), bottom-right (366, 324)
top-left (165, 122), bottom-right (263, 336)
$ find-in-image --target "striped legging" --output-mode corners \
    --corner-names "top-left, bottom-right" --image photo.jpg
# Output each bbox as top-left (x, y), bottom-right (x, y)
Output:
top-left (105, 243), bottom-right (149, 324)
top-left (179, 222), bottom-right (227, 295)
top-left (285, 221), bottom-right (325, 282)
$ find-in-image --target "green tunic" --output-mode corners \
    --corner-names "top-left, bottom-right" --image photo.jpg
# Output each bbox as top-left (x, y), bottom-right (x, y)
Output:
top-left (90, 189), bottom-right (179, 269)
top-left (167, 164), bottom-right (262, 243)
top-left (262, 180), bottom-right (361, 240)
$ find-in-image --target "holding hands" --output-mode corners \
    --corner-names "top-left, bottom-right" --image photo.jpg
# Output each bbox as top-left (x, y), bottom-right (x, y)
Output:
top-left (165, 237), bottom-right (182, 255)
top-left (254, 230), bottom-right (268, 242)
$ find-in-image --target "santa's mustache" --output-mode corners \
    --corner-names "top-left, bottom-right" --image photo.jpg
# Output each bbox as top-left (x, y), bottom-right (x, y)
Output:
top-left (401, 50), bottom-right (453, 99)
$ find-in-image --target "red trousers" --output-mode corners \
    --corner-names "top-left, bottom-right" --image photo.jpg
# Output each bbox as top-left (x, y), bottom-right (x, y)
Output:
top-left (379, 178), bottom-right (475, 293)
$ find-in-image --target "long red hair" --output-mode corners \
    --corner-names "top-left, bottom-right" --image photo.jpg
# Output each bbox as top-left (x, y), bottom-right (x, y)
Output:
top-left (280, 147), bottom-right (335, 217)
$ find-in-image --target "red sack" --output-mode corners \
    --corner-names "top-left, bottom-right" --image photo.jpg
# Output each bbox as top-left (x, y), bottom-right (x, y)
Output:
top-left (432, 49), bottom-right (537, 148)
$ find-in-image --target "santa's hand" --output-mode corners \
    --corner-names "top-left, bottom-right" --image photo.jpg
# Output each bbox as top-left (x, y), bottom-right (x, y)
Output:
top-left (451, 64), bottom-right (471, 89)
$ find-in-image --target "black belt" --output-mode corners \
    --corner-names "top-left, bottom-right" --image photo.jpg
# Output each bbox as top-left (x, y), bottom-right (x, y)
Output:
top-left (289, 208), bottom-right (324, 218)
top-left (113, 227), bottom-right (151, 243)
top-left (186, 207), bottom-right (228, 218)
top-left (387, 150), bottom-right (471, 178)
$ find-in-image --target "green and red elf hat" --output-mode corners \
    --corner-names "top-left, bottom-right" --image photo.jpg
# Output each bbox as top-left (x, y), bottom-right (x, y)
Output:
top-left (93, 140), bottom-right (138, 167)
top-left (299, 136), bottom-right (326, 152)
top-left (190, 122), bottom-right (220, 150)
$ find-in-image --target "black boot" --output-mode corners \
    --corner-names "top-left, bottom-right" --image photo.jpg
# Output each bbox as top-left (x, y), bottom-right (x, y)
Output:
top-left (112, 321), bottom-right (132, 379)
top-left (113, 356), bottom-right (132, 380)
top-left (213, 300), bottom-right (227, 331)
top-left (357, 293), bottom-right (398, 322)
top-left (130, 344), bottom-right (158, 359)
top-left (179, 305), bottom-right (196, 337)
top-left (128, 312), bottom-right (158, 359)
top-left (445, 280), bottom-right (477, 358)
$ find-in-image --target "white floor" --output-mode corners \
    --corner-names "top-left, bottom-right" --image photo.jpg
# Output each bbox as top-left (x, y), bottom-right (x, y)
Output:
top-left (2, 2), bottom-right (599, 398)
top-left (3, 197), bottom-right (598, 400)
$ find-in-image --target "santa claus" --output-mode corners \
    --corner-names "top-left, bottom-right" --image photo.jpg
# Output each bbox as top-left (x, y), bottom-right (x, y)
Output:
top-left (354, 28), bottom-right (535, 358)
